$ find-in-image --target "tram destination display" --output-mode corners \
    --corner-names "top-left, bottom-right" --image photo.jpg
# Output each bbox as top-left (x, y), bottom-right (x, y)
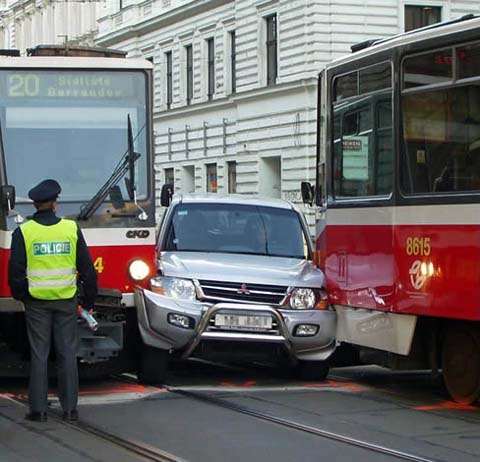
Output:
top-left (1, 70), bottom-right (142, 100)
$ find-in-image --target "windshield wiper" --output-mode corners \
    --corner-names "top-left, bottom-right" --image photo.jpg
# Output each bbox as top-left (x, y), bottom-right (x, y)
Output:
top-left (77, 115), bottom-right (143, 221)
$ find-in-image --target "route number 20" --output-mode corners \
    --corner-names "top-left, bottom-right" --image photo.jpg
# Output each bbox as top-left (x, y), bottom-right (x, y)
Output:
top-left (406, 237), bottom-right (431, 256)
top-left (8, 74), bottom-right (40, 97)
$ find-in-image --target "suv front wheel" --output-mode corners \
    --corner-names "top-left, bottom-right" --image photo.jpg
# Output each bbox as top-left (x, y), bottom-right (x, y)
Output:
top-left (137, 345), bottom-right (169, 385)
top-left (294, 360), bottom-right (330, 381)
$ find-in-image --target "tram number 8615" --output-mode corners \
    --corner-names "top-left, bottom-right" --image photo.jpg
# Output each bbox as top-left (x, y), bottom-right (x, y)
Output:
top-left (406, 237), bottom-right (431, 257)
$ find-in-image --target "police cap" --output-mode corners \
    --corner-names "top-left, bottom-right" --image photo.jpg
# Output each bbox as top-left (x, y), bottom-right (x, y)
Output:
top-left (28, 179), bottom-right (61, 203)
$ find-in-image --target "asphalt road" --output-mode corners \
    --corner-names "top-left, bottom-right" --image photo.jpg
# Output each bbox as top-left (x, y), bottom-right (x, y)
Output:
top-left (1, 362), bottom-right (479, 462)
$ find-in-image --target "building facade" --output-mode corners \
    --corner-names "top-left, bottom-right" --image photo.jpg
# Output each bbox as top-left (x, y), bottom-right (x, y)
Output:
top-left (0, 0), bottom-right (100, 51)
top-left (96, 0), bottom-right (480, 222)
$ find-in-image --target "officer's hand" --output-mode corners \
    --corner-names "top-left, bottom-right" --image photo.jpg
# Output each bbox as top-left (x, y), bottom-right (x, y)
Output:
top-left (77, 306), bottom-right (94, 315)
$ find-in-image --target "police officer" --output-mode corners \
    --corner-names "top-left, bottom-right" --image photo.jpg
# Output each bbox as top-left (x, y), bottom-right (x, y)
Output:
top-left (8, 179), bottom-right (97, 422)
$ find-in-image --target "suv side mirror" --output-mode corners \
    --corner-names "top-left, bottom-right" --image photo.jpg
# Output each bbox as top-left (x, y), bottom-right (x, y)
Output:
top-left (301, 182), bottom-right (315, 206)
top-left (160, 183), bottom-right (174, 207)
top-left (0, 185), bottom-right (15, 212)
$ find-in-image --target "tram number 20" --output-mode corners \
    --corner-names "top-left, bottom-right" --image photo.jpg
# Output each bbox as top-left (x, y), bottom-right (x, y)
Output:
top-left (8, 74), bottom-right (40, 97)
top-left (406, 237), bottom-right (431, 256)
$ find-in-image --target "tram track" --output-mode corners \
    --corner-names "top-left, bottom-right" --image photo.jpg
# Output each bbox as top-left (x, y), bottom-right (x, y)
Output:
top-left (167, 387), bottom-right (441, 462)
top-left (116, 374), bottom-right (442, 462)
top-left (5, 394), bottom-right (186, 462)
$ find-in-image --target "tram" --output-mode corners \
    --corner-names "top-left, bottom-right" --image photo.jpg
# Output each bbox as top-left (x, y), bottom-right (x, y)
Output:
top-left (302, 15), bottom-right (480, 403)
top-left (0, 46), bottom-right (156, 375)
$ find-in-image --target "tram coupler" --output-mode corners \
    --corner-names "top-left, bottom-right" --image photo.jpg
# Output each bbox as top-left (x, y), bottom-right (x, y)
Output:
top-left (77, 322), bottom-right (123, 363)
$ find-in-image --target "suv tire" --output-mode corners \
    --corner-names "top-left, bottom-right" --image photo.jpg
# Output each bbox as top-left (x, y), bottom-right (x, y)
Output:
top-left (137, 345), bottom-right (169, 385)
top-left (295, 360), bottom-right (329, 381)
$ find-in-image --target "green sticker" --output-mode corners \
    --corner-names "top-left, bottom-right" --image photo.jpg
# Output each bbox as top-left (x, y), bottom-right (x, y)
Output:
top-left (33, 242), bottom-right (71, 256)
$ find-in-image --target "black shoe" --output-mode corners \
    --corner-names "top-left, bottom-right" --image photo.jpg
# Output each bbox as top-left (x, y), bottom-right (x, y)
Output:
top-left (25, 412), bottom-right (47, 422)
top-left (62, 410), bottom-right (79, 421)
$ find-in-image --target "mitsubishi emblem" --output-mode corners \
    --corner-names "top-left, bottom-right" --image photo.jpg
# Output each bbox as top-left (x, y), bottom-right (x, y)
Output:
top-left (237, 283), bottom-right (251, 295)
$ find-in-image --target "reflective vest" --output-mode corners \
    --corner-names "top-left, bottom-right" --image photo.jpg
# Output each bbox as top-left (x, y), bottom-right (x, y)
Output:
top-left (20, 219), bottom-right (78, 300)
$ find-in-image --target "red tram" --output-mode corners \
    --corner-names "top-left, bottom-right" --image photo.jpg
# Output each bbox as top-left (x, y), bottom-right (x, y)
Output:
top-left (303, 15), bottom-right (480, 403)
top-left (0, 46), bottom-right (156, 374)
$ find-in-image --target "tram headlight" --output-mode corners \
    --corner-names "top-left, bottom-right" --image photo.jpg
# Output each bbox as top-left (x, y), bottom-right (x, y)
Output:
top-left (150, 276), bottom-right (196, 301)
top-left (128, 259), bottom-right (151, 281)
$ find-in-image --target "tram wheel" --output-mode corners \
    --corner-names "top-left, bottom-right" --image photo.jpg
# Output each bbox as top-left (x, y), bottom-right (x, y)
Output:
top-left (442, 323), bottom-right (480, 404)
top-left (137, 345), bottom-right (169, 385)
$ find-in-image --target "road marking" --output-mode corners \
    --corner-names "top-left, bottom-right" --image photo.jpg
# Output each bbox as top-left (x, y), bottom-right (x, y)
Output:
top-left (414, 401), bottom-right (479, 412)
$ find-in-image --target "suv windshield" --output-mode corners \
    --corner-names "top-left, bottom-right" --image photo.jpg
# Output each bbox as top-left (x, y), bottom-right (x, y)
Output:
top-left (165, 203), bottom-right (308, 259)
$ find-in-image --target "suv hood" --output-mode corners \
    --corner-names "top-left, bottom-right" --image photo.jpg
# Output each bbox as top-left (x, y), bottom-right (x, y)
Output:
top-left (158, 251), bottom-right (324, 288)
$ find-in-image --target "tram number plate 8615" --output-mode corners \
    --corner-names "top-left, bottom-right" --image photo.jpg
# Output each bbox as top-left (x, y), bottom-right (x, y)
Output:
top-left (215, 314), bottom-right (272, 330)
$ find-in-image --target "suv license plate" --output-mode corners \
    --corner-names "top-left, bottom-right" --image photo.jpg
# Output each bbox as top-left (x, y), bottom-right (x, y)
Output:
top-left (215, 314), bottom-right (272, 330)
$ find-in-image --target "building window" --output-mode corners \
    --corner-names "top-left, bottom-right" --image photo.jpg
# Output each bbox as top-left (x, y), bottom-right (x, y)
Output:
top-left (207, 38), bottom-right (215, 99)
top-left (166, 51), bottom-right (173, 109)
top-left (227, 161), bottom-right (237, 193)
top-left (230, 31), bottom-right (236, 94)
top-left (266, 14), bottom-right (278, 86)
top-left (206, 163), bottom-right (217, 193)
top-left (405, 5), bottom-right (442, 32)
top-left (164, 167), bottom-right (174, 186)
top-left (185, 45), bottom-right (193, 105)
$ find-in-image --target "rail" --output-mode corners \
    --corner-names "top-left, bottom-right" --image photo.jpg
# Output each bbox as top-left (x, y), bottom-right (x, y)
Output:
top-left (6, 394), bottom-right (185, 462)
top-left (167, 387), bottom-right (439, 462)
top-left (116, 374), bottom-right (442, 462)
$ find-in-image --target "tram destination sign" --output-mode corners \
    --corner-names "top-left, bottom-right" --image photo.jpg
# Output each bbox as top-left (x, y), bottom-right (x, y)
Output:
top-left (1, 71), bottom-right (141, 100)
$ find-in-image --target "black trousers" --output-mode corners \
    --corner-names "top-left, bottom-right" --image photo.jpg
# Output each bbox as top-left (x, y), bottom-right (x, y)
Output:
top-left (24, 299), bottom-right (78, 413)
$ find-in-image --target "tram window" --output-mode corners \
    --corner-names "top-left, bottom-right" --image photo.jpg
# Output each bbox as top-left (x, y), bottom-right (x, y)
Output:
top-left (457, 43), bottom-right (480, 80)
top-left (401, 85), bottom-right (480, 194)
top-left (333, 97), bottom-right (393, 199)
top-left (334, 72), bottom-right (357, 102)
top-left (334, 106), bottom-right (373, 197)
top-left (403, 49), bottom-right (452, 89)
top-left (359, 63), bottom-right (391, 94)
top-left (376, 101), bottom-right (393, 195)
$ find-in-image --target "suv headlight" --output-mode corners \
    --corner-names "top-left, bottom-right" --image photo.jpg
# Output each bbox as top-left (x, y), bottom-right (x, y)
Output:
top-left (150, 276), bottom-right (197, 301)
top-left (289, 288), bottom-right (328, 310)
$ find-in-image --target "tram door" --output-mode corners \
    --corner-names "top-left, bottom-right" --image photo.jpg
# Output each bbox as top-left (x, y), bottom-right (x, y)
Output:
top-left (324, 63), bottom-right (395, 312)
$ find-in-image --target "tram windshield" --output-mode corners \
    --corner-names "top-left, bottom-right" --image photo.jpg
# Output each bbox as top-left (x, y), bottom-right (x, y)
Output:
top-left (0, 70), bottom-right (148, 202)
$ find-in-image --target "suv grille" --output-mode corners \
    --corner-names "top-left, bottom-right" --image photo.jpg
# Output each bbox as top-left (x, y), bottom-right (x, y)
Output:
top-left (198, 280), bottom-right (288, 305)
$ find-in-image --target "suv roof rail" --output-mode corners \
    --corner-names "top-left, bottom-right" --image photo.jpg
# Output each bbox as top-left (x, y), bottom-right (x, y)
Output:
top-left (351, 14), bottom-right (478, 53)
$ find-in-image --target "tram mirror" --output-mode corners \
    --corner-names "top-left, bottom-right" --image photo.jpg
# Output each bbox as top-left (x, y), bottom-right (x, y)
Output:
top-left (301, 182), bottom-right (315, 206)
top-left (109, 185), bottom-right (125, 210)
top-left (0, 185), bottom-right (16, 212)
top-left (161, 183), bottom-right (174, 207)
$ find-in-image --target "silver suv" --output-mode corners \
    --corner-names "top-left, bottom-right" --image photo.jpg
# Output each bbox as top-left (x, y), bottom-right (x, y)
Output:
top-left (135, 195), bottom-right (336, 383)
